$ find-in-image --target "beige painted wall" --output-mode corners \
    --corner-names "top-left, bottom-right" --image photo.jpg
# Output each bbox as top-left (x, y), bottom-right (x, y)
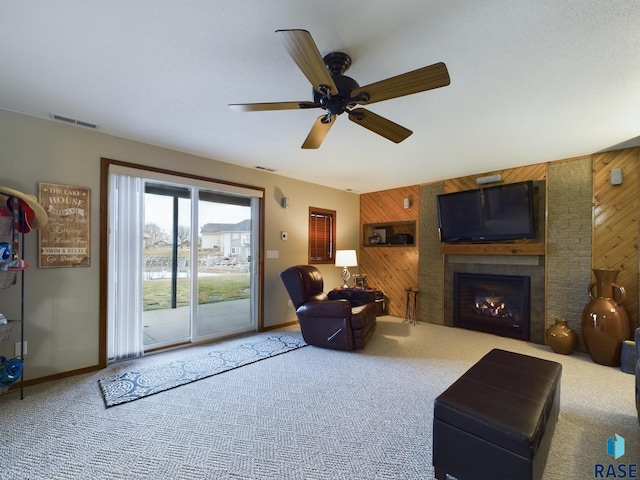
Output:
top-left (0, 110), bottom-right (360, 381)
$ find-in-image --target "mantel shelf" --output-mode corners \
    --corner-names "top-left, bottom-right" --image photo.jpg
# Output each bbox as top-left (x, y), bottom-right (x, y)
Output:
top-left (442, 243), bottom-right (546, 256)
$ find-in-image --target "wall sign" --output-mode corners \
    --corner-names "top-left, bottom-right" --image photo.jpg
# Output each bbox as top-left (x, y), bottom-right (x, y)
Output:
top-left (38, 182), bottom-right (90, 268)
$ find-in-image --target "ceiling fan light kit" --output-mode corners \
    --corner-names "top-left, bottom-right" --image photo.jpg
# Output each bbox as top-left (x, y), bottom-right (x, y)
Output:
top-left (229, 29), bottom-right (450, 149)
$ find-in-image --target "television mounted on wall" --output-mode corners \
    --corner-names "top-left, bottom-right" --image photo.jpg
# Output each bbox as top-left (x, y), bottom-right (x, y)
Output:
top-left (436, 180), bottom-right (536, 243)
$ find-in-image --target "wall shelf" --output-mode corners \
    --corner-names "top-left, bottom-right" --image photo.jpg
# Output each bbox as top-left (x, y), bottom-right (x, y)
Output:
top-left (363, 221), bottom-right (416, 247)
top-left (441, 243), bottom-right (546, 256)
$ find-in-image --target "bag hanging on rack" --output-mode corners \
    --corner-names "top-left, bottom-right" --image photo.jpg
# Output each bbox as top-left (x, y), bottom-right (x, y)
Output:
top-left (6, 196), bottom-right (28, 271)
top-left (0, 356), bottom-right (23, 388)
top-left (0, 197), bottom-right (21, 287)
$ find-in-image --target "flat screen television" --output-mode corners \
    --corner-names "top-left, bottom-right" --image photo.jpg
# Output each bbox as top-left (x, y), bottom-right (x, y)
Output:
top-left (437, 180), bottom-right (536, 242)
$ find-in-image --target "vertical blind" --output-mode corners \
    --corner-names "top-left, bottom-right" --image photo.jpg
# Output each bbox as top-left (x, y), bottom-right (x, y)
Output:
top-left (107, 172), bottom-right (145, 361)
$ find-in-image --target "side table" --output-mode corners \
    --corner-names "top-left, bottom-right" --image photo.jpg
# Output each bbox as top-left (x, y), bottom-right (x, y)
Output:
top-left (371, 289), bottom-right (386, 316)
top-left (333, 287), bottom-right (385, 315)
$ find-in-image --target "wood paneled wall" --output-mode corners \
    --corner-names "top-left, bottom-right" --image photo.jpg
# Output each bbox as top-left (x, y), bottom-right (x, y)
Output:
top-left (593, 148), bottom-right (640, 331)
top-left (362, 148), bottom-right (640, 338)
top-left (360, 185), bottom-right (419, 316)
top-left (443, 164), bottom-right (547, 192)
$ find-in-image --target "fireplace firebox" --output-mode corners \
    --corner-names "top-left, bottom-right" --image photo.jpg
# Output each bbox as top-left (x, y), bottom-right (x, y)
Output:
top-left (454, 272), bottom-right (531, 341)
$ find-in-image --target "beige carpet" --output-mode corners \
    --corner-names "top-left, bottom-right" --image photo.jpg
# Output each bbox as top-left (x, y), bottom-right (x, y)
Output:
top-left (0, 316), bottom-right (637, 479)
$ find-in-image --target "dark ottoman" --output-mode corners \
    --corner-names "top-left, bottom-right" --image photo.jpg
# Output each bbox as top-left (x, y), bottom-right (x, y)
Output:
top-left (433, 349), bottom-right (562, 480)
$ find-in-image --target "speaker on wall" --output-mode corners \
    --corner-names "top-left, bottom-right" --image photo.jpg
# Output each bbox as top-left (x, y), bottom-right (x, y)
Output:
top-left (476, 174), bottom-right (501, 185)
top-left (610, 168), bottom-right (623, 185)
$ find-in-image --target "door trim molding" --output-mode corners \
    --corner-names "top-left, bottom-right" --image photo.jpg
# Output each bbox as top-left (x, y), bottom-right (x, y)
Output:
top-left (99, 158), bottom-right (265, 368)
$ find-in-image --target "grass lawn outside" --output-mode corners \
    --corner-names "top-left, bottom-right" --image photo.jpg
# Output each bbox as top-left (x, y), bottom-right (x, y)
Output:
top-left (143, 246), bottom-right (250, 311)
top-left (144, 273), bottom-right (250, 311)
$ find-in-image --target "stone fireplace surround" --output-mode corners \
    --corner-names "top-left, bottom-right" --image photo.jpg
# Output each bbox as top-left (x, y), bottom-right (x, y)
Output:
top-left (443, 254), bottom-right (545, 344)
top-left (418, 164), bottom-right (595, 351)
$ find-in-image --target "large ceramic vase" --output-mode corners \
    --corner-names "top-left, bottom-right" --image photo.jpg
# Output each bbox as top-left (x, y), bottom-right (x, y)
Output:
top-left (546, 317), bottom-right (578, 355)
top-left (581, 269), bottom-right (630, 366)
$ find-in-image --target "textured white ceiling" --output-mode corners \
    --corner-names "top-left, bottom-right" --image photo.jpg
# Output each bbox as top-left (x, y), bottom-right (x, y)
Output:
top-left (2, 1), bottom-right (639, 193)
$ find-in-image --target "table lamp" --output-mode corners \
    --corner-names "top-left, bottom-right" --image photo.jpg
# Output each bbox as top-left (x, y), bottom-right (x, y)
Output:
top-left (335, 249), bottom-right (358, 288)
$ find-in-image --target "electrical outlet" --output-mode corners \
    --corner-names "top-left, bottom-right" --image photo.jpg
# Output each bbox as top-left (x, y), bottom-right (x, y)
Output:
top-left (287, 300), bottom-right (294, 309)
top-left (15, 341), bottom-right (27, 356)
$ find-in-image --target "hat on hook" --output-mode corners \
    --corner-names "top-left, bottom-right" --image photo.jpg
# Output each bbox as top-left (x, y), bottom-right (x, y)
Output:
top-left (0, 186), bottom-right (48, 232)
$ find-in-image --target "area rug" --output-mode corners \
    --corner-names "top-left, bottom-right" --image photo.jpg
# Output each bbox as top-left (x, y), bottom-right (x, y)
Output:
top-left (98, 333), bottom-right (307, 407)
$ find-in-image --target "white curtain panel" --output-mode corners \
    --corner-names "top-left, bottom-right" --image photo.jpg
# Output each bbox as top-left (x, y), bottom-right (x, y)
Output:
top-left (107, 172), bottom-right (145, 361)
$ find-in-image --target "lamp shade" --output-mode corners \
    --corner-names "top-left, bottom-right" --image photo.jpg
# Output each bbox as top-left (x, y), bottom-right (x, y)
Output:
top-left (335, 249), bottom-right (357, 267)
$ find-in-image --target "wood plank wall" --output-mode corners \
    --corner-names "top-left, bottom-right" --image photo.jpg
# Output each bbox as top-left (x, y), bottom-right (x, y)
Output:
top-left (360, 185), bottom-right (419, 316)
top-left (443, 164), bottom-right (547, 193)
top-left (593, 148), bottom-right (640, 331)
top-left (361, 147), bottom-right (640, 336)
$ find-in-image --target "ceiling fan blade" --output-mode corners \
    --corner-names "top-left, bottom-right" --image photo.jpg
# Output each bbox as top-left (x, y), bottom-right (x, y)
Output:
top-left (302, 115), bottom-right (336, 149)
top-left (276, 29), bottom-right (338, 95)
top-left (348, 108), bottom-right (412, 143)
top-left (228, 101), bottom-right (318, 112)
top-left (351, 62), bottom-right (450, 105)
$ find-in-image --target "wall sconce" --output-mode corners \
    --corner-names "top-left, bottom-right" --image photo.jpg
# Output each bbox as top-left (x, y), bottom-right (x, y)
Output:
top-left (610, 168), bottom-right (623, 185)
top-left (281, 197), bottom-right (290, 208)
top-left (403, 198), bottom-right (412, 209)
top-left (335, 250), bottom-right (358, 288)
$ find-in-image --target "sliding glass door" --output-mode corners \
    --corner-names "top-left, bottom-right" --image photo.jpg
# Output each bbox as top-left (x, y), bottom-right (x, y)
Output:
top-left (107, 164), bottom-right (261, 361)
top-left (142, 184), bottom-right (192, 347)
top-left (195, 191), bottom-right (253, 338)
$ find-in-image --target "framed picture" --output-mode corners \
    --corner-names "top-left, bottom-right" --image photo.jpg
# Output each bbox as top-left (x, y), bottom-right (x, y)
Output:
top-left (38, 183), bottom-right (90, 268)
top-left (353, 274), bottom-right (368, 289)
top-left (373, 228), bottom-right (387, 244)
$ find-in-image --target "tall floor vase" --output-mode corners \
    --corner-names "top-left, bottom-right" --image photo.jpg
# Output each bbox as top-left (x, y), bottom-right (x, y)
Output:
top-left (581, 269), bottom-right (630, 366)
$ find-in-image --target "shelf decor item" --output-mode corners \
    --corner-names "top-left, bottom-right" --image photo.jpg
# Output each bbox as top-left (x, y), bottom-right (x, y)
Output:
top-left (353, 273), bottom-right (368, 289)
top-left (368, 231), bottom-right (381, 245)
top-left (581, 269), bottom-right (630, 366)
top-left (545, 317), bottom-right (578, 355)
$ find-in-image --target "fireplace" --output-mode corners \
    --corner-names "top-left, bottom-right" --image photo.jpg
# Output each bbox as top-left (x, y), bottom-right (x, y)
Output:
top-left (454, 272), bottom-right (531, 341)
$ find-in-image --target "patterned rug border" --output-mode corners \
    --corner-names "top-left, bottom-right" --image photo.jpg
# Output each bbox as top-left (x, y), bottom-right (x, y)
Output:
top-left (99, 333), bottom-right (307, 408)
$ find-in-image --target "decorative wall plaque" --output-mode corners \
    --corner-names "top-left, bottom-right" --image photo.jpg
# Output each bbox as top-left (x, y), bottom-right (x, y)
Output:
top-left (38, 182), bottom-right (90, 268)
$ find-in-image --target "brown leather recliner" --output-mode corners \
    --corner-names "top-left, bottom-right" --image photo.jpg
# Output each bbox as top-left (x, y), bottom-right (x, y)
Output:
top-left (280, 265), bottom-right (377, 350)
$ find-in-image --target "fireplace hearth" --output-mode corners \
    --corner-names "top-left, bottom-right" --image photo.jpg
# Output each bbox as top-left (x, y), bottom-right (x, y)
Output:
top-left (454, 272), bottom-right (531, 341)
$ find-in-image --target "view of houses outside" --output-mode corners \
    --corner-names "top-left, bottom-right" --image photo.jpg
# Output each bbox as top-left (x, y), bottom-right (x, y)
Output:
top-left (142, 193), bottom-right (251, 312)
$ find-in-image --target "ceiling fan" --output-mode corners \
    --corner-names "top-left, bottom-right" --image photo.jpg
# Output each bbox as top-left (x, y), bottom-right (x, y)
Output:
top-left (229, 29), bottom-right (450, 149)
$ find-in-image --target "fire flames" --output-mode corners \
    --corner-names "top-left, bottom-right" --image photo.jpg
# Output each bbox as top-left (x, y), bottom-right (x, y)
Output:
top-left (474, 297), bottom-right (513, 318)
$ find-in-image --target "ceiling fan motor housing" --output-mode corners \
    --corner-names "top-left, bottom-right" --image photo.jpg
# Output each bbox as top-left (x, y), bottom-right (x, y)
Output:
top-left (313, 52), bottom-right (360, 115)
top-left (313, 74), bottom-right (360, 115)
